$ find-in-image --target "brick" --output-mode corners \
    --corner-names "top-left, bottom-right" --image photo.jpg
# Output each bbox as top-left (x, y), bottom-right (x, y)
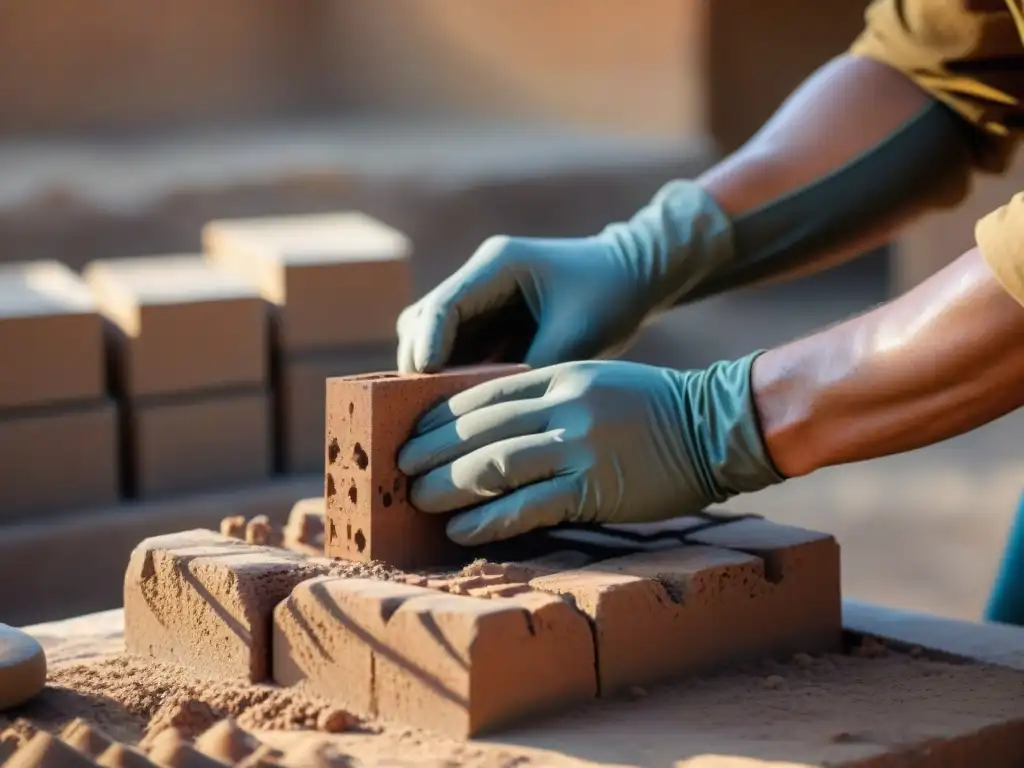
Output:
top-left (0, 399), bottom-right (119, 523)
top-left (531, 538), bottom-right (840, 695)
top-left (95, 742), bottom-right (158, 767)
top-left (60, 719), bottom-right (112, 758)
top-left (278, 344), bottom-right (396, 474)
top-left (127, 388), bottom-right (271, 499)
top-left (272, 577), bottom-right (596, 737)
top-left (84, 255), bottom-right (267, 398)
top-left (682, 516), bottom-right (842, 651)
top-left (203, 212), bottom-right (412, 352)
top-left (324, 364), bottom-right (527, 569)
top-left (124, 529), bottom-right (331, 681)
top-left (0, 260), bottom-right (104, 409)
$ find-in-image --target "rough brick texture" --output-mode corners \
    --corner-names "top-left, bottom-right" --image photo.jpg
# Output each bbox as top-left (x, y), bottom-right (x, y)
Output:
top-left (0, 261), bottom-right (105, 410)
top-left (530, 518), bottom-right (841, 695)
top-left (0, 399), bottom-right (119, 523)
top-left (324, 364), bottom-right (527, 569)
top-left (124, 530), bottom-right (332, 682)
top-left (84, 255), bottom-right (267, 398)
top-left (127, 388), bottom-right (271, 499)
top-left (203, 212), bottom-right (412, 352)
top-left (279, 344), bottom-right (395, 474)
top-left (273, 576), bottom-right (596, 737)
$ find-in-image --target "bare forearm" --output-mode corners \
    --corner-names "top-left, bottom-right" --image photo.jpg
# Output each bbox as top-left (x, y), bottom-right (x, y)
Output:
top-left (754, 248), bottom-right (1024, 477)
top-left (694, 55), bottom-right (973, 291)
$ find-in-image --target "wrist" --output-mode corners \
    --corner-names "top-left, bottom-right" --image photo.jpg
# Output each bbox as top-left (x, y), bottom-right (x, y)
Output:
top-left (597, 180), bottom-right (735, 311)
top-left (671, 353), bottom-right (786, 502)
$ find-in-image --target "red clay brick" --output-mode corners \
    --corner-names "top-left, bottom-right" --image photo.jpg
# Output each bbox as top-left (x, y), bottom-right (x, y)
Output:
top-left (324, 364), bottom-right (527, 569)
top-left (0, 261), bottom-right (105, 410)
top-left (124, 530), bottom-right (331, 682)
top-left (272, 576), bottom-right (596, 737)
top-left (84, 255), bottom-right (267, 398)
top-left (203, 212), bottom-right (412, 353)
top-left (530, 534), bottom-right (841, 695)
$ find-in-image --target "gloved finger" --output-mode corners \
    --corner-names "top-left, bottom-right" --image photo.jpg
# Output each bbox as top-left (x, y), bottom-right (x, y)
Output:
top-left (413, 366), bottom-right (555, 434)
top-left (445, 475), bottom-right (580, 546)
top-left (398, 398), bottom-right (549, 477)
top-left (409, 431), bottom-right (576, 513)
top-left (409, 239), bottom-right (518, 373)
top-left (395, 303), bottom-right (420, 373)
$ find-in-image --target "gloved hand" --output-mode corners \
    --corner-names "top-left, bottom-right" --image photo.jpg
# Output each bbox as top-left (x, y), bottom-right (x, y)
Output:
top-left (397, 354), bottom-right (785, 546)
top-left (396, 180), bottom-right (735, 373)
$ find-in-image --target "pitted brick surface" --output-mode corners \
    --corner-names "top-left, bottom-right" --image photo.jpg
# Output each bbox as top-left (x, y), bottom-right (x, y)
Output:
top-left (324, 365), bottom-right (527, 569)
top-left (530, 536), bottom-right (841, 695)
top-left (272, 576), bottom-right (596, 737)
top-left (124, 530), bottom-right (333, 682)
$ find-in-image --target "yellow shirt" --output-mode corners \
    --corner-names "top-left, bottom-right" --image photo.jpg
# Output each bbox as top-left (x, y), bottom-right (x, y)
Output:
top-left (850, 0), bottom-right (1024, 303)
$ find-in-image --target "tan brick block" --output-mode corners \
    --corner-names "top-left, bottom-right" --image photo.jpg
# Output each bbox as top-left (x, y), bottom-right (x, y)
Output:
top-left (324, 364), bottom-right (528, 569)
top-left (203, 212), bottom-right (412, 352)
top-left (84, 255), bottom-right (267, 398)
top-left (129, 388), bottom-right (271, 499)
top-left (125, 529), bottom-right (331, 682)
top-left (272, 577), bottom-right (596, 737)
top-left (683, 516), bottom-right (842, 651)
top-left (0, 399), bottom-right (119, 522)
top-left (531, 540), bottom-right (839, 696)
top-left (279, 345), bottom-right (396, 474)
top-left (0, 261), bottom-right (104, 409)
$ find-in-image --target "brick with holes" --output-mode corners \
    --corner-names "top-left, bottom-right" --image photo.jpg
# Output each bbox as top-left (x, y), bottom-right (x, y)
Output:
top-left (124, 529), bottom-right (333, 682)
top-left (272, 576), bottom-right (596, 736)
top-left (324, 364), bottom-right (527, 569)
top-left (529, 517), bottom-right (841, 695)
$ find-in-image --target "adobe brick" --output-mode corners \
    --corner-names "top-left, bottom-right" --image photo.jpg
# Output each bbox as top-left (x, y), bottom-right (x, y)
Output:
top-left (272, 577), bottom-right (596, 737)
top-left (324, 364), bottom-right (527, 569)
top-left (0, 261), bottom-right (105, 410)
top-left (682, 515), bottom-right (842, 653)
top-left (84, 255), bottom-right (267, 398)
top-left (530, 542), bottom-right (838, 696)
top-left (203, 212), bottom-right (412, 352)
top-left (124, 530), bottom-right (331, 682)
top-left (127, 388), bottom-right (271, 499)
top-left (0, 398), bottom-right (119, 523)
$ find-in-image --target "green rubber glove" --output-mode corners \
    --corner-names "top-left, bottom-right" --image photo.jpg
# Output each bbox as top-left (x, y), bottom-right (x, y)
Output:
top-left (396, 180), bottom-right (735, 373)
top-left (397, 354), bottom-right (785, 546)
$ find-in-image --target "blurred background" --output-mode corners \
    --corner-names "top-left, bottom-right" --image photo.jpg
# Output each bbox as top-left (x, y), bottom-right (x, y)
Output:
top-left (1, 0), bottom-right (1021, 624)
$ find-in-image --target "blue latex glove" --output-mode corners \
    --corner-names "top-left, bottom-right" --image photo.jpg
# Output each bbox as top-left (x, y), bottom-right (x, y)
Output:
top-left (397, 355), bottom-right (784, 546)
top-left (396, 181), bottom-right (734, 373)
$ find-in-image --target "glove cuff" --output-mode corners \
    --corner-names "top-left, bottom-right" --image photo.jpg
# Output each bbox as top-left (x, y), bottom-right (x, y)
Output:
top-left (677, 351), bottom-right (786, 504)
top-left (596, 180), bottom-right (736, 313)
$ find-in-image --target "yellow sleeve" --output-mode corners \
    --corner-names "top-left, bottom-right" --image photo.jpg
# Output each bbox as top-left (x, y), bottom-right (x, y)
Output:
top-left (977, 195), bottom-right (1024, 306)
top-left (849, 0), bottom-right (1024, 174)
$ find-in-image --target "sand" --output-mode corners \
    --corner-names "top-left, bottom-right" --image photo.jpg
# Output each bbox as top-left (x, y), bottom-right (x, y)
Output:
top-left (2, 635), bottom-right (1024, 767)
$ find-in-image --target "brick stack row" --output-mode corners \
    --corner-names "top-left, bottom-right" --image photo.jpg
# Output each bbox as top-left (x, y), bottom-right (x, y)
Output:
top-left (0, 211), bottom-right (411, 517)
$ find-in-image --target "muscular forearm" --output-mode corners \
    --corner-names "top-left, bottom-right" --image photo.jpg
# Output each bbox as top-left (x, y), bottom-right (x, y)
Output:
top-left (688, 54), bottom-right (974, 298)
top-left (753, 248), bottom-right (1024, 477)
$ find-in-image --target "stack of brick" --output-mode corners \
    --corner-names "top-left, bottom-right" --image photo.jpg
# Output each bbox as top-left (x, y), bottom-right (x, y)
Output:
top-left (0, 261), bottom-right (118, 520)
top-left (202, 212), bottom-right (413, 475)
top-left (84, 255), bottom-right (271, 499)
